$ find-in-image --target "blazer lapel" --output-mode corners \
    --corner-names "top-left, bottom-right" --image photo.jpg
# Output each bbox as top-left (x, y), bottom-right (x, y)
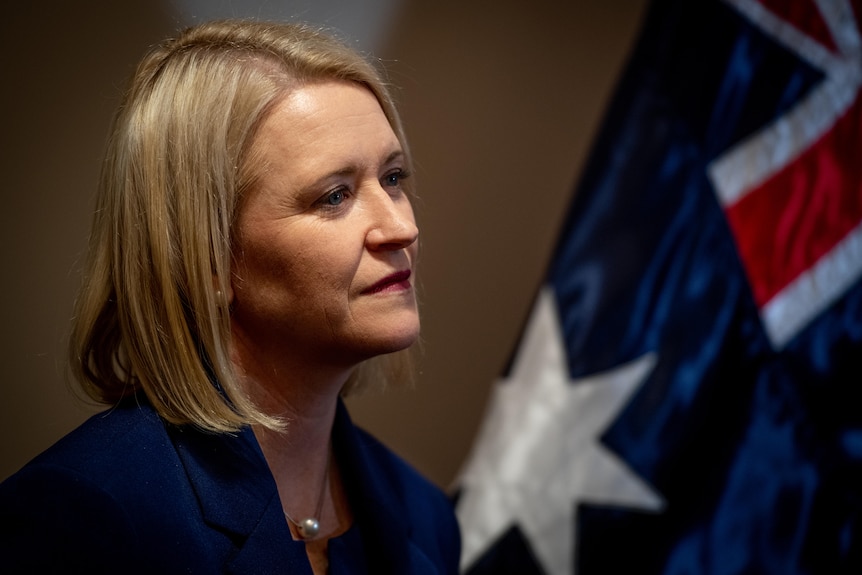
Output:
top-left (169, 424), bottom-right (311, 574)
top-left (226, 493), bottom-right (311, 575)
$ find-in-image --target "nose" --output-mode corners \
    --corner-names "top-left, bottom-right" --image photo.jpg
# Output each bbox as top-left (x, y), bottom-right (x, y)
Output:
top-left (365, 188), bottom-right (419, 252)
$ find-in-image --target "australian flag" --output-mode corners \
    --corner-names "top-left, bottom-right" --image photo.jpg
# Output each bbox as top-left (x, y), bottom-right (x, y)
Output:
top-left (455, 0), bottom-right (862, 574)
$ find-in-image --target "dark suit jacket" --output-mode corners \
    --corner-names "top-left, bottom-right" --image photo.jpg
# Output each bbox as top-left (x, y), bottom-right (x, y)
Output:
top-left (0, 397), bottom-right (460, 574)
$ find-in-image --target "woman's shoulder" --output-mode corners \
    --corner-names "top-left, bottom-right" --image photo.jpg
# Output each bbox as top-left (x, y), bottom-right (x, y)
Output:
top-left (4, 398), bottom-right (169, 484)
top-left (0, 398), bottom-right (240, 573)
top-left (336, 405), bottom-right (461, 573)
top-left (336, 402), bottom-right (447, 507)
top-left (0, 399), bottom-right (187, 572)
top-left (0, 397), bottom-right (188, 527)
top-left (349, 424), bottom-right (444, 498)
top-left (350, 423), bottom-right (461, 526)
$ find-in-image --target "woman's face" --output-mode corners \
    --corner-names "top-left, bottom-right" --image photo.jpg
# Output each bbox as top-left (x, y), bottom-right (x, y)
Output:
top-left (230, 81), bottom-right (420, 368)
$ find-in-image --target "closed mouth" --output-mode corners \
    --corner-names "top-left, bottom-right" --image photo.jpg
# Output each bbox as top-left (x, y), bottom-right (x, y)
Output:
top-left (363, 270), bottom-right (412, 294)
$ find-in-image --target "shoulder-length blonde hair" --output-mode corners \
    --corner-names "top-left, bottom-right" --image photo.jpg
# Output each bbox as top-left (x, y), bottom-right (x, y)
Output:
top-left (70, 19), bottom-right (415, 432)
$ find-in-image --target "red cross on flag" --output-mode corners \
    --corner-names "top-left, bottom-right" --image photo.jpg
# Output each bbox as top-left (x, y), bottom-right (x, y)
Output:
top-left (709, 0), bottom-right (862, 349)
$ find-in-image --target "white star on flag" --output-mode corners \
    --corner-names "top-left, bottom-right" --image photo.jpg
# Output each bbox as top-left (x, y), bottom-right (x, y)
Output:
top-left (456, 287), bottom-right (665, 575)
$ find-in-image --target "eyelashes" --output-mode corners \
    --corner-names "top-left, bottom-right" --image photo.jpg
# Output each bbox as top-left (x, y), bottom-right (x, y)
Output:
top-left (315, 169), bottom-right (412, 211)
top-left (382, 168), bottom-right (411, 189)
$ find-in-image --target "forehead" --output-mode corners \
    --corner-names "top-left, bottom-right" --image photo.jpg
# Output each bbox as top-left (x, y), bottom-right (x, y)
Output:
top-left (254, 81), bottom-right (400, 163)
top-left (241, 81), bottom-right (403, 204)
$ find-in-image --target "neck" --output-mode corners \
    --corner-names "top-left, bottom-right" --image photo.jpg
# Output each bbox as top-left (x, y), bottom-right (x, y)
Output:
top-left (248, 382), bottom-right (344, 541)
top-left (229, 332), bottom-right (354, 540)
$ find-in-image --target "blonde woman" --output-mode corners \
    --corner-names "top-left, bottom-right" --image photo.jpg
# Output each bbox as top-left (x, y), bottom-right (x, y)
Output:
top-left (0, 20), bottom-right (460, 574)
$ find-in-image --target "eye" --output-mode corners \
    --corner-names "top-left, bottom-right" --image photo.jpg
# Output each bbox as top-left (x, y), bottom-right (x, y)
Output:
top-left (324, 188), bottom-right (346, 206)
top-left (314, 186), bottom-right (351, 212)
top-left (383, 169), bottom-right (410, 188)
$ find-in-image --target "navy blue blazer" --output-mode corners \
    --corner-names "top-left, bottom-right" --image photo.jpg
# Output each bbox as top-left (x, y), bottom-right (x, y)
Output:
top-left (0, 397), bottom-right (460, 574)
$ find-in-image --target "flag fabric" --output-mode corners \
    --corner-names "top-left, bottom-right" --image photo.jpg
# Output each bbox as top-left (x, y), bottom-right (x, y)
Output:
top-left (455, 0), bottom-right (862, 573)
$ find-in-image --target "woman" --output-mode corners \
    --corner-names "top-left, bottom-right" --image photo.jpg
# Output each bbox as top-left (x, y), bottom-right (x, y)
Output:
top-left (0, 20), bottom-right (460, 574)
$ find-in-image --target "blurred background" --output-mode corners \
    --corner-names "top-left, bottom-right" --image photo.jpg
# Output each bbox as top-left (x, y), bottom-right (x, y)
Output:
top-left (0, 0), bottom-right (646, 488)
top-left (6, 3), bottom-right (861, 573)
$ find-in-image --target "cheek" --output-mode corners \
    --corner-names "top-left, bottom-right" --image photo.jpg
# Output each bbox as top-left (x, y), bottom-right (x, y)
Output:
top-left (232, 212), bottom-right (370, 307)
top-left (232, 231), bottom-right (299, 301)
top-left (241, 236), bottom-right (360, 302)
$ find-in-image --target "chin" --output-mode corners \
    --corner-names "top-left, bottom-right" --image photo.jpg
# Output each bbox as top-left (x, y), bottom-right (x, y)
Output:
top-left (360, 318), bottom-right (420, 357)
top-left (380, 326), bottom-right (421, 354)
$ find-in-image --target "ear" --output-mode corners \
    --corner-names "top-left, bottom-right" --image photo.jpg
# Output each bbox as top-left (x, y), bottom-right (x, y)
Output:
top-left (213, 275), bottom-right (235, 308)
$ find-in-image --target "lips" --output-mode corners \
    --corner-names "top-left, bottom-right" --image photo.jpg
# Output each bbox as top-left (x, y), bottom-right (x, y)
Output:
top-left (362, 270), bottom-right (412, 294)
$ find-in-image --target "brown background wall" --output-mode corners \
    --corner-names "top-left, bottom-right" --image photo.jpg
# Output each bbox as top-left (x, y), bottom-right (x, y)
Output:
top-left (0, 0), bottom-right (646, 489)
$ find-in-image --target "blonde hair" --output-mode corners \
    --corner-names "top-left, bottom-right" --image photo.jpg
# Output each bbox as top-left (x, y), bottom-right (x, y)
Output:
top-left (70, 20), bottom-right (415, 432)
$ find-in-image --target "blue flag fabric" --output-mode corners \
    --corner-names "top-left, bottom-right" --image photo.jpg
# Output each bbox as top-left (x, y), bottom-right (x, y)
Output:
top-left (461, 0), bottom-right (862, 573)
